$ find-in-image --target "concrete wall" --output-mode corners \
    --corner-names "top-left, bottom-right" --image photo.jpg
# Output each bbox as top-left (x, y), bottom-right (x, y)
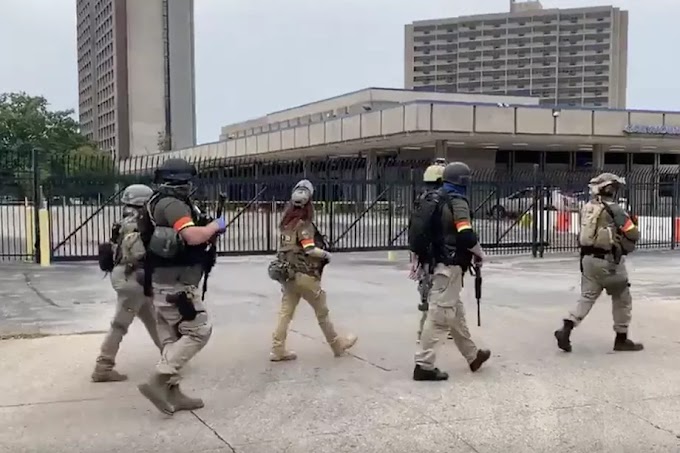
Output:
top-left (126, 0), bottom-right (166, 156)
top-left (122, 102), bottom-right (680, 172)
top-left (167, 0), bottom-right (197, 150)
top-left (219, 88), bottom-right (540, 139)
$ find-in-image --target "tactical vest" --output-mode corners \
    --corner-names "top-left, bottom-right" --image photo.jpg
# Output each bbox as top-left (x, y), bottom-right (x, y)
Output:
top-left (113, 208), bottom-right (145, 267)
top-left (277, 220), bottom-right (324, 276)
top-left (578, 200), bottom-right (614, 251)
top-left (139, 192), bottom-right (211, 269)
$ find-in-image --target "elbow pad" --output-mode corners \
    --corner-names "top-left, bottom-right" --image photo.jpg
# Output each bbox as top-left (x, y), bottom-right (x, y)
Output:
top-left (456, 229), bottom-right (479, 250)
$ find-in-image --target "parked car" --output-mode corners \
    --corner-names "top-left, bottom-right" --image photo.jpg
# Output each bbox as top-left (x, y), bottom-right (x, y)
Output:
top-left (488, 187), bottom-right (580, 219)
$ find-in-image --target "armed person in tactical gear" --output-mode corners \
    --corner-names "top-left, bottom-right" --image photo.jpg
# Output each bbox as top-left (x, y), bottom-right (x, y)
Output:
top-left (92, 184), bottom-right (162, 382)
top-left (136, 158), bottom-right (227, 415)
top-left (554, 172), bottom-right (642, 353)
top-left (267, 179), bottom-right (357, 361)
top-left (412, 161), bottom-right (491, 381)
top-left (410, 160), bottom-right (455, 343)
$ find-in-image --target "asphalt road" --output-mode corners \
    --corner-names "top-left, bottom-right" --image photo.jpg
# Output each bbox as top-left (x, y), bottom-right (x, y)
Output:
top-left (1, 251), bottom-right (680, 452)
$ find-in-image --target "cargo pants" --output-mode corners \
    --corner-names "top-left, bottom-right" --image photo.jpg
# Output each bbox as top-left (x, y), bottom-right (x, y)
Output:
top-left (96, 265), bottom-right (161, 370)
top-left (153, 281), bottom-right (213, 384)
top-left (272, 272), bottom-right (346, 355)
top-left (415, 263), bottom-right (479, 370)
top-left (567, 254), bottom-right (632, 333)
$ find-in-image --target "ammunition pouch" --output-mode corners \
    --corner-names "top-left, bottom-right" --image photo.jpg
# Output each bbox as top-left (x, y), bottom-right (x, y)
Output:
top-left (98, 242), bottom-right (115, 273)
top-left (166, 291), bottom-right (198, 321)
top-left (268, 259), bottom-right (294, 284)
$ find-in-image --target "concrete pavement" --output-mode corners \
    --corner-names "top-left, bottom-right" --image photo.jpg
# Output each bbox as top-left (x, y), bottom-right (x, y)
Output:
top-left (1, 251), bottom-right (680, 452)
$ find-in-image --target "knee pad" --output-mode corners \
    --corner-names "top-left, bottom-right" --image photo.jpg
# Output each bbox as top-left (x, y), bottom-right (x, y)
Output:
top-left (110, 320), bottom-right (130, 335)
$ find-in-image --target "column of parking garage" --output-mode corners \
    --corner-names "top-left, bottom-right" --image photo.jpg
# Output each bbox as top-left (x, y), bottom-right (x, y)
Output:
top-left (366, 150), bottom-right (377, 204)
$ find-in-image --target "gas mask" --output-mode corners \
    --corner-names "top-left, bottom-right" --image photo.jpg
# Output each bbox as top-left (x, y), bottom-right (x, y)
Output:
top-left (291, 179), bottom-right (314, 207)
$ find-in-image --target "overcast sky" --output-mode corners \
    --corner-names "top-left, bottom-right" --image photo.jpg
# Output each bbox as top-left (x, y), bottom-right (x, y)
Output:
top-left (0, 0), bottom-right (677, 144)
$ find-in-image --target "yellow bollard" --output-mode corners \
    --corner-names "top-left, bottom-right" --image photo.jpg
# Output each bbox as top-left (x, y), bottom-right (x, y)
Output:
top-left (24, 199), bottom-right (34, 261)
top-left (38, 206), bottom-right (50, 267)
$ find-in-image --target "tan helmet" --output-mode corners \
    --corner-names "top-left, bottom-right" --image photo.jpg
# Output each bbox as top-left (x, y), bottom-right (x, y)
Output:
top-left (588, 172), bottom-right (625, 196)
top-left (423, 163), bottom-right (446, 183)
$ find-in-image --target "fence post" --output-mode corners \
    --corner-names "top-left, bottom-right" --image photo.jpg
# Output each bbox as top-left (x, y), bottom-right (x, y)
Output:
top-left (531, 164), bottom-right (539, 258)
top-left (31, 147), bottom-right (41, 264)
top-left (267, 196), bottom-right (273, 253)
top-left (37, 185), bottom-right (50, 266)
top-left (672, 172), bottom-right (679, 250)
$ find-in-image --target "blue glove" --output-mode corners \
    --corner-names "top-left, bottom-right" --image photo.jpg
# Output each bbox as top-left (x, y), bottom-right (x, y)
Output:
top-left (215, 217), bottom-right (227, 233)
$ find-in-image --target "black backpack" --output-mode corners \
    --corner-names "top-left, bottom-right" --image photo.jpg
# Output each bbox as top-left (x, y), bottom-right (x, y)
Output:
top-left (408, 189), bottom-right (451, 262)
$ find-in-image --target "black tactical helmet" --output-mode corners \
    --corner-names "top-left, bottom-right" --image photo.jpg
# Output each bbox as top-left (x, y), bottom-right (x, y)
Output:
top-left (154, 158), bottom-right (197, 184)
top-left (442, 161), bottom-right (472, 186)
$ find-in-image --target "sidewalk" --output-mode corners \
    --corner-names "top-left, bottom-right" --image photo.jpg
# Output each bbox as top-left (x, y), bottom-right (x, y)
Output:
top-left (1, 252), bottom-right (680, 452)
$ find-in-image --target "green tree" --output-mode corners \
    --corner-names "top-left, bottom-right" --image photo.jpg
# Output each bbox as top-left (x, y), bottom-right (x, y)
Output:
top-left (0, 92), bottom-right (113, 201)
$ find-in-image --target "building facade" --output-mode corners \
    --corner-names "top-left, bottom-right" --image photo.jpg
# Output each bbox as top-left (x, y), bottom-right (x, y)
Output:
top-left (76, 0), bottom-right (196, 158)
top-left (219, 87), bottom-right (539, 141)
top-left (404, 0), bottom-right (628, 109)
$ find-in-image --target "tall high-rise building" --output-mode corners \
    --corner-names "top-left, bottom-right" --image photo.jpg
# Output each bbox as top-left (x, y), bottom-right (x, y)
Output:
top-left (76, 0), bottom-right (196, 158)
top-left (404, 0), bottom-right (628, 108)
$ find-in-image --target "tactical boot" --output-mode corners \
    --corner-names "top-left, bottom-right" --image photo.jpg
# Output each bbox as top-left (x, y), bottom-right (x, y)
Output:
top-left (270, 350), bottom-right (298, 362)
top-left (554, 320), bottom-right (574, 352)
top-left (138, 373), bottom-right (175, 415)
top-left (168, 385), bottom-right (204, 411)
top-left (413, 365), bottom-right (449, 381)
top-left (331, 334), bottom-right (358, 357)
top-left (469, 349), bottom-right (491, 372)
top-left (91, 368), bottom-right (128, 383)
top-left (613, 333), bottom-right (644, 352)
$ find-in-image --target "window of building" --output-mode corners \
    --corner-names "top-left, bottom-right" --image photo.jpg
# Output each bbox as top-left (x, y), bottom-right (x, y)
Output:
top-left (496, 150), bottom-right (511, 164)
top-left (575, 151), bottom-right (592, 168)
top-left (633, 153), bottom-right (654, 165)
top-left (604, 152), bottom-right (626, 165)
top-left (546, 151), bottom-right (569, 164)
top-left (515, 151), bottom-right (541, 163)
top-left (660, 154), bottom-right (680, 165)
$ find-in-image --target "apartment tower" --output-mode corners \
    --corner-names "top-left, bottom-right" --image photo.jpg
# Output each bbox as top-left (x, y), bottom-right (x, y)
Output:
top-left (76, 0), bottom-right (196, 158)
top-left (404, 0), bottom-right (628, 108)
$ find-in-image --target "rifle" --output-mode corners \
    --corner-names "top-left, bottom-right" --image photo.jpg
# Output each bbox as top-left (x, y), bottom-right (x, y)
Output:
top-left (201, 192), bottom-right (226, 300)
top-left (470, 265), bottom-right (482, 327)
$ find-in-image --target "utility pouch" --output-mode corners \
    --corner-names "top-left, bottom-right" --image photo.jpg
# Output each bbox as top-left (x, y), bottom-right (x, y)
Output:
top-left (98, 242), bottom-right (115, 272)
top-left (268, 259), bottom-right (294, 284)
top-left (166, 291), bottom-right (198, 321)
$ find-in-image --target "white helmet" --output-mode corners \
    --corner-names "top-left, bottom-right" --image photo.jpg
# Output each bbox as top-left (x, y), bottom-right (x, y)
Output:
top-left (291, 179), bottom-right (314, 207)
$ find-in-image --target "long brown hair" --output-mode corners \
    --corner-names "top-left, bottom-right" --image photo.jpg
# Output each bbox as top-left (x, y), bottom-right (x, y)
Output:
top-left (280, 202), bottom-right (313, 229)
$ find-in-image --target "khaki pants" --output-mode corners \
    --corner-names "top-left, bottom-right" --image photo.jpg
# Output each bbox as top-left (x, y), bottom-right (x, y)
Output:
top-left (153, 282), bottom-right (212, 384)
top-left (272, 272), bottom-right (340, 354)
top-left (97, 266), bottom-right (161, 368)
top-left (415, 264), bottom-right (478, 370)
top-left (568, 255), bottom-right (632, 333)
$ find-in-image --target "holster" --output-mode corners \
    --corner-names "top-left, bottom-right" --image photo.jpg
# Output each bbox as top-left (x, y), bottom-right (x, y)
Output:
top-left (97, 242), bottom-right (115, 273)
top-left (166, 291), bottom-right (198, 321)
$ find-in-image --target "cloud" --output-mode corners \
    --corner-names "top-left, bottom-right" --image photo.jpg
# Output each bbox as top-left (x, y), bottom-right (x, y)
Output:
top-left (0, 0), bottom-right (678, 144)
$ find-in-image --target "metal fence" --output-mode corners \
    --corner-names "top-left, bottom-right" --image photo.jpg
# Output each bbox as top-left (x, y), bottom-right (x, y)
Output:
top-left (1, 147), bottom-right (679, 262)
